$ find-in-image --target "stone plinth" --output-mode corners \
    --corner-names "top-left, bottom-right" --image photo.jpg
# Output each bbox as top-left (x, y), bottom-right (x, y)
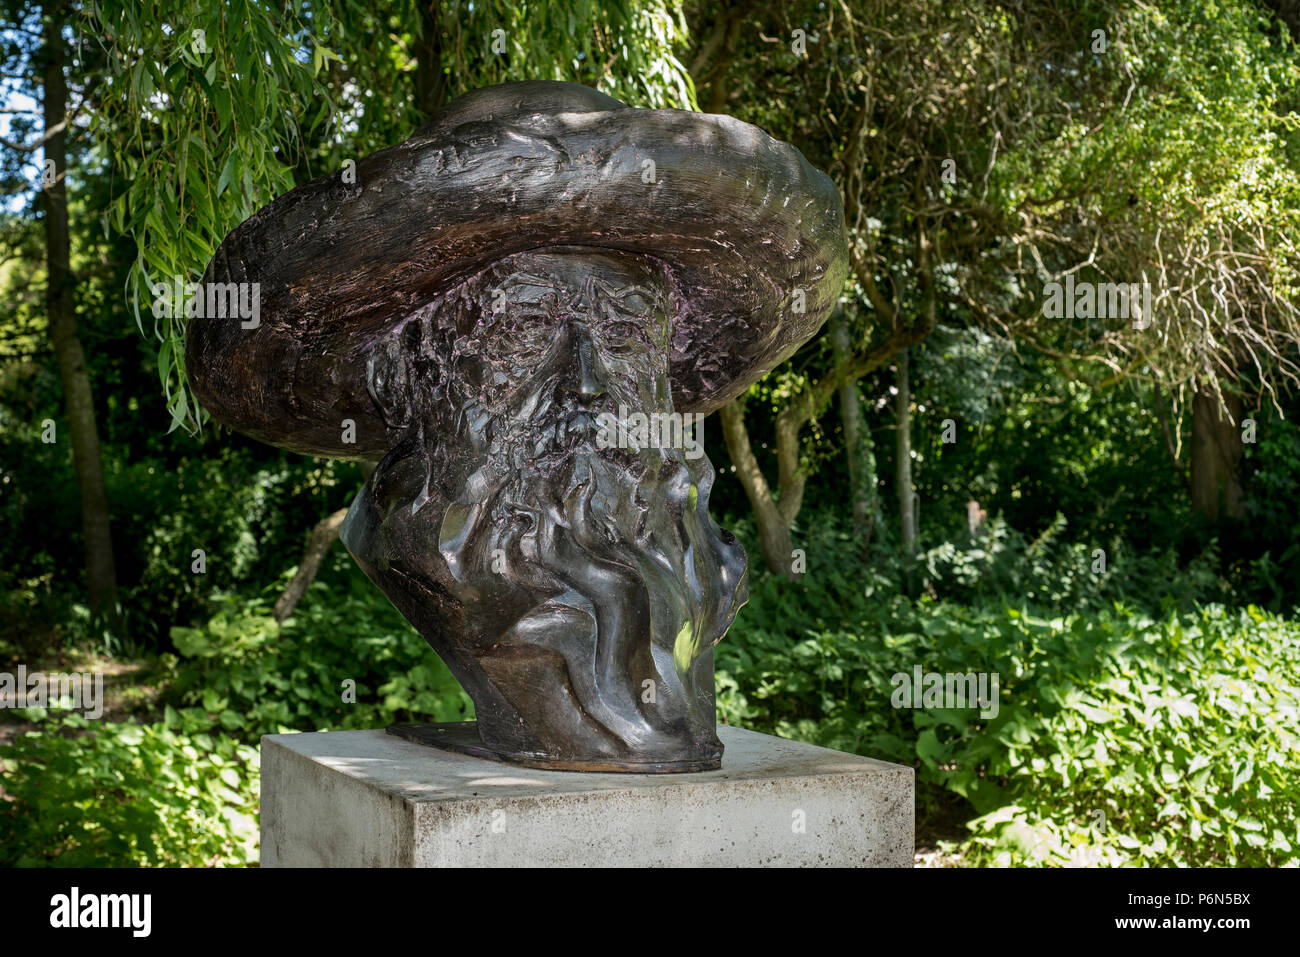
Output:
top-left (260, 723), bottom-right (913, 867)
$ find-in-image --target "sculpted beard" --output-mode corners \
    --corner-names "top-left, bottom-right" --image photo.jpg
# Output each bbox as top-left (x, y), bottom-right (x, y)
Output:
top-left (436, 367), bottom-right (745, 756)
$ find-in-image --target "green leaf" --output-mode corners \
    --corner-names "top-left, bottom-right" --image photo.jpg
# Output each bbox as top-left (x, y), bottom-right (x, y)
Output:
top-left (1231, 759), bottom-right (1254, 792)
top-left (217, 153), bottom-right (236, 197)
top-left (117, 725), bottom-right (145, 747)
top-left (916, 729), bottom-right (944, 767)
top-left (214, 85), bottom-right (231, 130)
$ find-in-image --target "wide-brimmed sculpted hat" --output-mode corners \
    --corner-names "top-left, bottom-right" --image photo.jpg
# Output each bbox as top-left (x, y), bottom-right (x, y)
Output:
top-left (186, 81), bottom-right (849, 459)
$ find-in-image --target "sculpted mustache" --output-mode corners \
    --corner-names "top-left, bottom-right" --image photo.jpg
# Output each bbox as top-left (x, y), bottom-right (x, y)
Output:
top-left (484, 405), bottom-right (682, 466)
top-left (500, 413), bottom-right (651, 472)
top-left (512, 410), bottom-right (605, 448)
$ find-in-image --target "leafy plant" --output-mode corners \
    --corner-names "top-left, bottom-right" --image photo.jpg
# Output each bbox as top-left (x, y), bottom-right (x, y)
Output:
top-left (0, 709), bottom-right (258, 867)
top-left (164, 551), bottom-right (473, 736)
top-left (716, 520), bottom-right (1300, 867)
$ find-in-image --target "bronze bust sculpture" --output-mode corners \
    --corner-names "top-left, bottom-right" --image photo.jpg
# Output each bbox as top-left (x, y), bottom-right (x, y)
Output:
top-left (187, 81), bottom-right (848, 772)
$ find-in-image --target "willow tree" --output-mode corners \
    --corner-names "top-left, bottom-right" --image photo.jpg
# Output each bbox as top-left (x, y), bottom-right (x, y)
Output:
top-left (954, 0), bottom-right (1300, 525)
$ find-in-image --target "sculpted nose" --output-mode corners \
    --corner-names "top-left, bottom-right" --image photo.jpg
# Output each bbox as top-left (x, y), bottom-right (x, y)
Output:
top-left (570, 324), bottom-right (607, 402)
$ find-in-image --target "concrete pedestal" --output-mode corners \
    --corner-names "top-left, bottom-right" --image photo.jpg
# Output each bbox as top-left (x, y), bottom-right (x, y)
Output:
top-left (260, 723), bottom-right (913, 867)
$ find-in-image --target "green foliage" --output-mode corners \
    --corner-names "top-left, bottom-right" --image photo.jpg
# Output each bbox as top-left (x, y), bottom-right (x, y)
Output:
top-left (0, 425), bottom-right (361, 652)
top-left (961, 604), bottom-right (1300, 867)
top-left (1239, 402), bottom-right (1300, 611)
top-left (717, 519), bottom-right (1299, 867)
top-left (907, 338), bottom-right (1189, 552)
top-left (0, 710), bottom-right (258, 867)
top-left (966, 0), bottom-right (1300, 394)
top-left (5, 0), bottom-right (1300, 871)
top-left (0, 405), bottom-right (80, 591)
top-left (113, 449), bottom-right (357, 641)
top-left (3, 509), bottom-right (1294, 868)
top-left (0, 555), bottom-right (470, 867)
top-left (914, 513), bottom-right (1226, 609)
top-left (164, 551), bottom-right (472, 736)
top-left (83, 0), bottom-right (339, 432)
top-left (440, 0), bottom-right (697, 108)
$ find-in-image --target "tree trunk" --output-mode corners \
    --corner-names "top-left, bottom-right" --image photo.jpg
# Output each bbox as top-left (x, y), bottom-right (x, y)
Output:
top-left (414, 2), bottom-right (448, 118)
top-left (895, 348), bottom-right (917, 555)
top-left (690, 3), bottom-right (744, 114)
top-left (717, 399), bottom-right (795, 579)
top-left (830, 314), bottom-right (878, 546)
top-left (1190, 385), bottom-right (1245, 523)
top-left (43, 0), bottom-right (118, 612)
top-left (273, 507), bottom-right (350, 622)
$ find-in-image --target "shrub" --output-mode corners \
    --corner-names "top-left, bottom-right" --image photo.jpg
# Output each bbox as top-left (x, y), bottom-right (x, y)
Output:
top-left (163, 551), bottom-right (472, 736)
top-left (718, 537), bottom-right (1300, 867)
top-left (0, 555), bottom-right (471, 867)
top-left (960, 604), bottom-right (1300, 866)
top-left (0, 709), bottom-right (258, 867)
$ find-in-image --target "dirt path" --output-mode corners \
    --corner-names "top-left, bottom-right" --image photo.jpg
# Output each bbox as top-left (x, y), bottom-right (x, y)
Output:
top-left (0, 652), bottom-right (164, 746)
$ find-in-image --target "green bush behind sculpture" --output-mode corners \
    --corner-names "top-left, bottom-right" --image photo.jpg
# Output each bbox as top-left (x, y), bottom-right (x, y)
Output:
top-left (0, 710), bottom-right (259, 867)
top-left (0, 551), bottom-right (471, 867)
top-left (717, 548), bottom-right (1299, 867)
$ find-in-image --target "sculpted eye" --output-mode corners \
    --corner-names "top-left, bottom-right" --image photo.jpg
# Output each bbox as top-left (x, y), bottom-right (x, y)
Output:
top-left (602, 320), bottom-right (644, 346)
top-left (477, 311), bottom-right (557, 361)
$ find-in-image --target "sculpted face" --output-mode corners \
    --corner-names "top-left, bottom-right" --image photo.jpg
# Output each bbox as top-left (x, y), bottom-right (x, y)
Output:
top-left (456, 251), bottom-right (673, 469)
top-left (342, 247), bottom-right (748, 771)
